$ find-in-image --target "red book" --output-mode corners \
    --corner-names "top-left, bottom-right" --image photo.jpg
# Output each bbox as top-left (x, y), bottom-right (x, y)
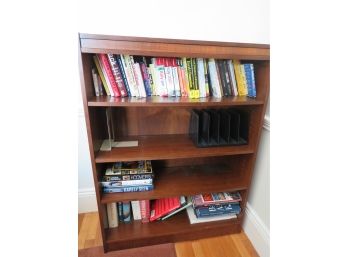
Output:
top-left (107, 54), bottom-right (128, 97)
top-left (98, 54), bottom-right (121, 97)
top-left (149, 197), bottom-right (181, 222)
top-left (140, 200), bottom-right (150, 223)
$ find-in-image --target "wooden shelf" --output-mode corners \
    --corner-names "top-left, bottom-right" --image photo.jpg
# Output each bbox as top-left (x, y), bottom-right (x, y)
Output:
top-left (100, 163), bottom-right (247, 203)
top-left (95, 134), bottom-right (254, 163)
top-left (88, 96), bottom-right (264, 107)
top-left (105, 211), bottom-right (242, 251)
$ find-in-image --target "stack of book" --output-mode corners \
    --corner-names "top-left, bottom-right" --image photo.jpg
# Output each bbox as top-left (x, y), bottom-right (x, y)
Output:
top-left (101, 161), bottom-right (154, 193)
top-left (186, 191), bottom-right (242, 224)
top-left (91, 54), bottom-right (257, 99)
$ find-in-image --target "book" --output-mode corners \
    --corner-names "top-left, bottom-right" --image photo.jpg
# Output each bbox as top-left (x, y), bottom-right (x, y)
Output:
top-left (208, 59), bottom-right (222, 97)
top-left (93, 55), bottom-right (110, 96)
top-left (192, 58), bottom-right (199, 98)
top-left (227, 60), bottom-right (238, 96)
top-left (120, 55), bottom-right (138, 97)
top-left (122, 202), bottom-right (131, 223)
top-left (133, 62), bottom-right (147, 98)
top-left (164, 58), bottom-right (176, 97)
top-left (98, 54), bottom-right (121, 97)
top-left (240, 65), bottom-right (249, 96)
top-left (140, 62), bottom-right (152, 96)
top-left (101, 179), bottom-right (153, 187)
top-left (131, 201), bottom-right (142, 220)
top-left (160, 196), bottom-right (192, 220)
top-left (233, 60), bottom-right (247, 96)
top-left (192, 192), bottom-right (242, 206)
top-left (215, 60), bottom-right (224, 97)
top-left (185, 58), bottom-right (195, 99)
top-left (152, 58), bottom-right (168, 96)
top-left (150, 197), bottom-right (181, 222)
top-left (194, 203), bottom-right (241, 217)
top-left (117, 202), bottom-right (123, 222)
top-left (140, 200), bottom-right (150, 223)
top-left (103, 185), bottom-right (154, 193)
top-left (103, 173), bottom-right (154, 182)
top-left (115, 55), bottom-right (131, 96)
top-left (105, 161), bottom-right (153, 175)
top-left (217, 60), bottom-right (229, 96)
top-left (91, 68), bottom-right (101, 96)
top-left (197, 58), bottom-right (206, 98)
top-left (222, 60), bottom-right (233, 96)
top-left (106, 202), bottom-right (118, 228)
top-left (171, 58), bottom-right (181, 97)
top-left (107, 54), bottom-right (128, 97)
top-left (203, 59), bottom-right (210, 96)
top-left (186, 206), bottom-right (237, 224)
top-left (243, 64), bottom-right (257, 97)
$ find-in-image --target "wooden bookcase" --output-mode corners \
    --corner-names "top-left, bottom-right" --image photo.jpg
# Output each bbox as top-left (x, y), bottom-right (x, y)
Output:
top-left (78, 33), bottom-right (270, 252)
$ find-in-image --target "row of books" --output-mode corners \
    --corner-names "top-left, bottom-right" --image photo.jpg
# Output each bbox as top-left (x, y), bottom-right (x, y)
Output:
top-left (91, 54), bottom-right (257, 99)
top-left (101, 161), bottom-right (154, 193)
top-left (105, 191), bottom-right (241, 228)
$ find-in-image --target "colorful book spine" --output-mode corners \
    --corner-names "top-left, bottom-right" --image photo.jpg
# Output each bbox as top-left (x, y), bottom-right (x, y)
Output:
top-left (177, 59), bottom-right (188, 97)
top-left (131, 201), bottom-right (142, 220)
top-left (223, 60), bottom-right (233, 96)
top-left (103, 174), bottom-right (154, 181)
top-left (117, 202), bottom-right (123, 222)
top-left (147, 66), bottom-right (155, 95)
top-left (140, 200), bottom-right (150, 223)
top-left (116, 55), bottom-right (131, 96)
top-left (153, 58), bottom-right (168, 97)
top-left (103, 185), bottom-right (154, 193)
top-left (203, 59), bottom-right (210, 96)
top-left (215, 60), bottom-right (224, 97)
top-left (164, 58), bottom-right (175, 97)
top-left (93, 55), bottom-right (110, 96)
top-left (243, 64), bottom-right (257, 97)
top-left (171, 58), bottom-right (181, 97)
top-left (101, 179), bottom-right (153, 187)
top-left (149, 64), bottom-right (158, 95)
top-left (192, 58), bottom-right (199, 98)
top-left (140, 62), bottom-right (152, 96)
top-left (240, 65), bottom-right (249, 96)
top-left (120, 55), bottom-right (138, 97)
top-left (197, 58), bottom-right (206, 98)
top-left (233, 60), bottom-right (247, 96)
top-left (107, 54), bottom-right (128, 97)
top-left (185, 58), bottom-right (195, 99)
top-left (194, 204), bottom-right (241, 217)
top-left (227, 60), bottom-right (238, 96)
top-left (133, 62), bottom-right (147, 97)
top-left (98, 54), bottom-right (121, 97)
top-left (106, 202), bottom-right (118, 228)
top-left (122, 202), bottom-right (131, 223)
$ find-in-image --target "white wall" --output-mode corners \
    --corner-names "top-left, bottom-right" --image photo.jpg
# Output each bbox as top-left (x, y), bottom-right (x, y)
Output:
top-left (78, 0), bottom-right (269, 255)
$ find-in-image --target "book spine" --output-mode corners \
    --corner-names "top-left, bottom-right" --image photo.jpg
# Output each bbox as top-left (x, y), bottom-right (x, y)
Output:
top-left (116, 55), bottom-right (131, 96)
top-left (233, 60), bottom-right (247, 96)
top-left (133, 62), bottom-right (147, 97)
top-left (147, 66), bottom-right (155, 95)
top-left (117, 202), bottom-right (123, 222)
top-left (223, 60), bottom-right (233, 96)
top-left (106, 202), bottom-right (118, 228)
top-left (140, 62), bottom-right (152, 96)
top-left (197, 58), bottom-right (206, 98)
top-left (203, 59), bottom-right (210, 96)
top-left (192, 58), bottom-right (199, 98)
top-left (107, 54), bottom-right (128, 97)
top-left (240, 65), bottom-right (249, 96)
top-left (98, 54), bottom-right (121, 97)
top-left (208, 59), bottom-right (222, 97)
top-left (103, 185), bottom-right (154, 193)
top-left (101, 179), bottom-right (153, 187)
top-left (131, 201), bottom-right (142, 220)
top-left (103, 174), bottom-right (154, 181)
top-left (250, 64), bottom-right (257, 97)
top-left (96, 73), bottom-right (104, 96)
top-left (149, 64), bottom-right (158, 95)
top-left (164, 58), bottom-right (175, 97)
top-left (140, 200), bottom-right (150, 223)
top-left (121, 55), bottom-right (138, 97)
top-left (91, 68), bottom-right (100, 96)
top-left (171, 58), bottom-right (181, 97)
top-left (156, 65), bottom-right (168, 96)
top-left (185, 58), bottom-right (195, 99)
top-left (227, 60), bottom-right (238, 96)
top-left (93, 55), bottom-right (110, 96)
top-left (215, 60), bottom-right (225, 97)
top-left (122, 202), bottom-right (131, 223)
top-left (177, 59), bottom-right (187, 97)
top-left (243, 64), bottom-right (253, 98)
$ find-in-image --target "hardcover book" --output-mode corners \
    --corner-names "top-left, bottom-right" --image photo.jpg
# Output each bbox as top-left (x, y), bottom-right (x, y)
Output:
top-left (150, 197), bottom-right (181, 222)
top-left (103, 185), bottom-right (154, 193)
top-left (107, 54), bottom-right (128, 97)
top-left (186, 206), bottom-right (237, 224)
top-left (98, 54), bottom-right (121, 97)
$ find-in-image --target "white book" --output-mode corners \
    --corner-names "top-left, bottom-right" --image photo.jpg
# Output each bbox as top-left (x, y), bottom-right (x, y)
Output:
top-left (186, 206), bottom-right (237, 224)
top-left (208, 59), bottom-right (222, 98)
top-left (106, 202), bottom-right (119, 228)
top-left (197, 58), bottom-right (206, 98)
top-left (97, 55), bottom-right (114, 96)
top-left (133, 62), bottom-right (147, 98)
top-left (120, 55), bottom-right (138, 97)
top-left (164, 66), bottom-right (175, 97)
top-left (101, 179), bottom-right (153, 187)
top-left (131, 201), bottom-right (142, 220)
top-left (172, 66), bottom-right (181, 97)
top-left (149, 64), bottom-right (158, 95)
top-left (91, 68), bottom-right (100, 96)
top-left (154, 66), bottom-right (168, 96)
top-left (227, 60), bottom-right (238, 96)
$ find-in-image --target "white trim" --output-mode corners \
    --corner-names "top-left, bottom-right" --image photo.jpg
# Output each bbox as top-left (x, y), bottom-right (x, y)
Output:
top-left (263, 115), bottom-right (270, 131)
top-left (78, 188), bottom-right (98, 213)
top-left (243, 203), bottom-right (270, 257)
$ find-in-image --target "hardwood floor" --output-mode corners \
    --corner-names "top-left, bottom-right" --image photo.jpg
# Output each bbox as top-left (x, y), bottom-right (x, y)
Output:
top-left (78, 212), bottom-right (259, 257)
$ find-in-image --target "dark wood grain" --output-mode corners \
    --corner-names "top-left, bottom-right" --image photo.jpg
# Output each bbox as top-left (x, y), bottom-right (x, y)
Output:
top-left (100, 163), bottom-right (248, 203)
top-left (106, 211), bottom-right (241, 251)
top-left (95, 134), bottom-right (254, 163)
top-left (88, 96), bottom-right (264, 107)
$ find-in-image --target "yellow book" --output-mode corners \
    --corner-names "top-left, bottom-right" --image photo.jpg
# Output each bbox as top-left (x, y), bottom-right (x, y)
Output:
top-left (233, 60), bottom-right (247, 96)
top-left (93, 55), bottom-right (110, 96)
top-left (183, 58), bottom-right (195, 99)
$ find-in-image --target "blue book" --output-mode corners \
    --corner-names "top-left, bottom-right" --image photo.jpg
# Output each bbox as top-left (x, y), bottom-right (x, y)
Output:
top-left (194, 203), bottom-right (241, 217)
top-left (122, 202), bottom-right (131, 223)
top-left (103, 185), bottom-right (154, 193)
top-left (243, 64), bottom-right (256, 97)
top-left (116, 55), bottom-right (131, 96)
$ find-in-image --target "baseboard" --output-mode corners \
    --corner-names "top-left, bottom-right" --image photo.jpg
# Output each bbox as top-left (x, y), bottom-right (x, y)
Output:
top-left (243, 203), bottom-right (270, 257)
top-left (78, 188), bottom-right (98, 213)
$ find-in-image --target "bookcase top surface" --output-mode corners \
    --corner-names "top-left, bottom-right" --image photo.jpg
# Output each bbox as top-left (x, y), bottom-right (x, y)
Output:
top-left (79, 33), bottom-right (270, 60)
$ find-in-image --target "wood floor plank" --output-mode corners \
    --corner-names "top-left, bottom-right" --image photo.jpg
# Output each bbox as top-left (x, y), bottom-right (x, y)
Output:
top-left (192, 235), bottom-right (242, 257)
top-left (175, 241), bottom-right (195, 257)
top-left (78, 213), bottom-right (85, 234)
top-left (231, 232), bottom-right (259, 257)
